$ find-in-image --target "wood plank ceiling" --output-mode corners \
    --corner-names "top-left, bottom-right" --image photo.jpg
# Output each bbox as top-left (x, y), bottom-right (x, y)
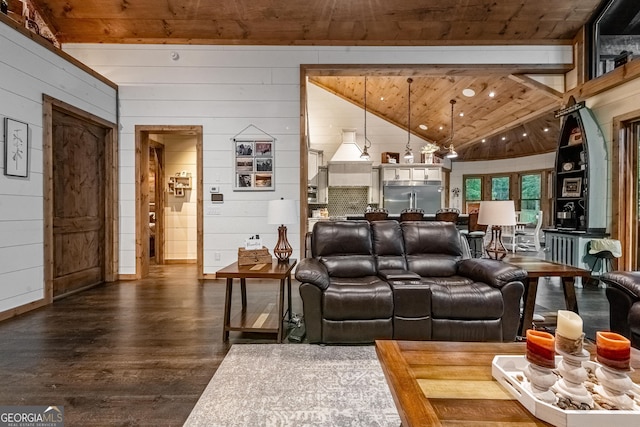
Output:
top-left (25, 0), bottom-right (605, 161)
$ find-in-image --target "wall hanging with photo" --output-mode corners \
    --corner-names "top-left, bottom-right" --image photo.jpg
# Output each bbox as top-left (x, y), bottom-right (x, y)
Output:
top-left (3, 117), bottom-right (29, 178)
top-left (232, 125), bottom-right (275, 191)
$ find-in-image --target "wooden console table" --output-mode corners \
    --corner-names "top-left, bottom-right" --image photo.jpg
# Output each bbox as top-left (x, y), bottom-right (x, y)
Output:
top-left (216, 258), bottom-right (296, 343)
top-left (505, 255), bottom-right (591, 336)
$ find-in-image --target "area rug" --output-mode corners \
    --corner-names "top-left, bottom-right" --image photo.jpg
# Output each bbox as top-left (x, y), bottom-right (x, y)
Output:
top-left (184, 344), bottom-right (401, 427)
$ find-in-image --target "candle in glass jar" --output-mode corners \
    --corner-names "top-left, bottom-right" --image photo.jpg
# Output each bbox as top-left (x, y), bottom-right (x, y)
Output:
top-left (556, 310), bottom-right (583, 340)
top-left (596, 331), bottom-right (631, 371)
top-left (526, 329), bottom-right (556, 369)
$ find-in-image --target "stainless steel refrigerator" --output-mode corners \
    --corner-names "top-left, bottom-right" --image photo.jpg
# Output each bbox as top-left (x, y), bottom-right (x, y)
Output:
top-left (383, 181), bottom-right (442, 214)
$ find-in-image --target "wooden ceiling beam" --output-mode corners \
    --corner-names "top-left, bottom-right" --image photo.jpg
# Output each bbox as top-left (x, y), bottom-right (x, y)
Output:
top-left (508, 74), bottom-right (564, 100)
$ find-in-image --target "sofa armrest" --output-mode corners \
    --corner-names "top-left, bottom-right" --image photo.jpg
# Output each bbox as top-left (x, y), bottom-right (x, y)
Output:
top-left (601, 271), bottom-right (640, 299)
top-left (457, 258), bottom-right (527, 289)
top-left (295, 258), bottom-right (330, 290)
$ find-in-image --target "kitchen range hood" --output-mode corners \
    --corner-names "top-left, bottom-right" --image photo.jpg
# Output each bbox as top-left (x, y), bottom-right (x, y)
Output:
top-left (329, 129), bottom-right (369, 163)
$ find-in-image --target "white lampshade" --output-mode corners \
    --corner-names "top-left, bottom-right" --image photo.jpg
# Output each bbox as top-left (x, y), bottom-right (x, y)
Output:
top-left (477, 200), bottom-right (516, 226)
top-left (267, 199), bottom-right (297, 225)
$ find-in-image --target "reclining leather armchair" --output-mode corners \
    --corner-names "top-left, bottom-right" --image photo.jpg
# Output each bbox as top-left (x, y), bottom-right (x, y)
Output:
top-left (600, 271), bottom-right (640, 349)
top-left (295, 220), bottom-right (527, 344)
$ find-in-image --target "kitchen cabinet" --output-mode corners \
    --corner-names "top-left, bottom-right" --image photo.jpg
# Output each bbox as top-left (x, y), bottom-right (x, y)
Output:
top-left (317, 166), bottom-right (328, 203)
top-left (308, 149), bottom-right (323, 186)
top-left (381, 164), bottom-right (443, 182)
top-left (369, 167), bottom-right (380, 204)
top-left (328, 162), bottom-right (372, 187)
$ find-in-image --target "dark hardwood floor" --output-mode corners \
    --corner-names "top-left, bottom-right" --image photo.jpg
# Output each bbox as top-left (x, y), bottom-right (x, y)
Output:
top-left (0, 265), bottom-right (303, 426)
top-left (0, 261), bottom-right (610, 426)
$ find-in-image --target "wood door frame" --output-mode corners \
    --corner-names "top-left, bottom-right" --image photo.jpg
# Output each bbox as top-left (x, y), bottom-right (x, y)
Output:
top-left (135, 125), bottom-right (203, 279)
top-left (612, 110), bottom-right (640, 270)
top-left (149, 140), bottom-right (165, 264)
top-left (43, 95), bottom-right (119, 303)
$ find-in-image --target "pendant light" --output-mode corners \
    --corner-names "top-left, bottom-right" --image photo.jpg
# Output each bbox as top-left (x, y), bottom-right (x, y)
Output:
top-left (360, 76), bottom-right (371, 160)
top-left (445, 99), bottom-right (458, 159)
top-left (403, 78), bottom-right (414, 162)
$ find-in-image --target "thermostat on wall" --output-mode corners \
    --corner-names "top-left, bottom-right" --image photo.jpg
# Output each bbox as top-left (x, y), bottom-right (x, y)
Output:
top-left (211, 193), bottom-right (223, 203)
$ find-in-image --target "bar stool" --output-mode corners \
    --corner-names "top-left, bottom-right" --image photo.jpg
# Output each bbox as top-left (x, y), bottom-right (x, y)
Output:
top-left (588, 238), bottom-right (622, 275)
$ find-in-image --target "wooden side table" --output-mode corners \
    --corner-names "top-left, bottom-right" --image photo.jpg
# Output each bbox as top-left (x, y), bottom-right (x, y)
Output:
top-left (505, 255), bottom-right (591, 336)
top-left (216, 258), bottom-right (297, 343)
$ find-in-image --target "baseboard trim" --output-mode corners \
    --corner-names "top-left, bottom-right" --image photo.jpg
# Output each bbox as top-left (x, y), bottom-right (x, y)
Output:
top-left (0, 298), bottom-right (48, 322)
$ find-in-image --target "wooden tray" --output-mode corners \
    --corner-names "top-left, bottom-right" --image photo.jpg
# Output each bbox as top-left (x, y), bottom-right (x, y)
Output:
top-left (492, 355), bottom-right (640, 427)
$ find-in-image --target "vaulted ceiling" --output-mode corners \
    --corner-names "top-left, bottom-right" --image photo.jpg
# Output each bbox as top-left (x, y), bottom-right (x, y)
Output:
top-left (23, 0), bottom-right (605, 160)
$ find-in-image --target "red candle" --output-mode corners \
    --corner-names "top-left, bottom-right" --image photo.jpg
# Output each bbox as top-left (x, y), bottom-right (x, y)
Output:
top-left (526, 329), bottom-right (556, 369)
top-left (596, 331), bottom-right (631, 371)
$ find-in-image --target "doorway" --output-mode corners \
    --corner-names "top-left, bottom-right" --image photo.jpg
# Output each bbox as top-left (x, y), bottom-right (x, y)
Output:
top-left (135, 126), bottom-right (204, 279)
top-left (43, 96), bottom-right (118, 301)
top-left (612, 112), bottom-right (640, 270)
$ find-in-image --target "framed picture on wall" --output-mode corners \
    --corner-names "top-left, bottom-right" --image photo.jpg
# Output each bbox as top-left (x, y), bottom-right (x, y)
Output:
top-left (233, 138), bottom-right (275, 191)
top-left (3, 117), bottom-right (29, 178)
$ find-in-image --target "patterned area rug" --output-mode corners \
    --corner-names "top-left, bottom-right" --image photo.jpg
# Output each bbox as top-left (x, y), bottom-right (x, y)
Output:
top-left (184, 344), bottom-right (401, 426)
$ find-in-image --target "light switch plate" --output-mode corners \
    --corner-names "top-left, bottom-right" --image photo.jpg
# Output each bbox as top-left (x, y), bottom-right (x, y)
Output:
top-left (210, 186), bottom-right (220, 193)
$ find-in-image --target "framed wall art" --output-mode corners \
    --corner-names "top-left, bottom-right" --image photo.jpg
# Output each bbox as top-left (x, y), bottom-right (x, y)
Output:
top-left (233, 139), bottom-right (275, 191)
top-left (4, 117), bottom-right (29, 178)
top-left (561, 177), bottom-right (582, 198)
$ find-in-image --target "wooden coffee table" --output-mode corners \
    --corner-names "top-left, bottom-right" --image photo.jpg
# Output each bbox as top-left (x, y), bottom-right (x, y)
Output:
top-left (505, 255), bottom-right (592, 336)
top-left (216, 258), bottom-right (296, 343)
top-left (375, 340), bottom-right (640, 427)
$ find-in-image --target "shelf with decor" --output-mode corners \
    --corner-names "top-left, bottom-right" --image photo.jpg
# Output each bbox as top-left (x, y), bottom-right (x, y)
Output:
top-left (545, 98), bottom-right (608, 271)
top-left (167, 173), bottom-right (192, 197)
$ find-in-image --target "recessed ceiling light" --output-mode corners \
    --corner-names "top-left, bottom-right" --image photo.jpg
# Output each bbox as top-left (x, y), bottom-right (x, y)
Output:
top-left (462, 88), bottom-right (476, 97)
top-left (481, 139), bottom-right (486, 143)
top-left (380, 97), bottom-right (384, 101)
top-left (544, 128), bottom-right (549, 132)
top-left (501, 136), bottom-right (506, 141)
top-left (459, 112), bottom-right (464, 117)
top-left (419, 124), bottom-right (428, 130)
top-left (439, 126), bottom-right (444, 130)
top-left (522, 133), bottom-right (527, 137)
top-left (489, 91), bottom-right (496, 98)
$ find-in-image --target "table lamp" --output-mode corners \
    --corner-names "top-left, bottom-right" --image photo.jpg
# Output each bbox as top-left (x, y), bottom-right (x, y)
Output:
top-left (267, 198), bottom-right (297, 262)
top-left (477, 200), bottom-right (516, 260)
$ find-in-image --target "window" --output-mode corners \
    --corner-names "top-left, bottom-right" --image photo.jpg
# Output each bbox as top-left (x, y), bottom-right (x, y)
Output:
top-left (520, 173), bottom-right (541, 223)
top-left (491, 176), bottom-right (510, 200)
top-left (464, 177), bottom-right (481, 212)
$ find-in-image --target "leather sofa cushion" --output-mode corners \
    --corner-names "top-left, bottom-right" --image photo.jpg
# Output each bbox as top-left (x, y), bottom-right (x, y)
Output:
top-left (429, 281), bottom-right (504, 319)
top-left (313, 220), bottom-right (377, 277)
top-left (372, 220), bottom-right (408, 270)
top-left (322, 277), bottom-right (393, 320)
top-left (320, 255), bottom-right (377, 278)
top-left (313, 220), bottom-right (373, 257)
top-left (402, 222), bottom-right (463, 276)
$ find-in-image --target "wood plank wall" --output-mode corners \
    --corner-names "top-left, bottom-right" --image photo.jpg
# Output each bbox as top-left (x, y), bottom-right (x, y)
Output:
top-left (61, 43), bottom-right (573, 275)
top-left (0, 20), bottom-right (117, 318)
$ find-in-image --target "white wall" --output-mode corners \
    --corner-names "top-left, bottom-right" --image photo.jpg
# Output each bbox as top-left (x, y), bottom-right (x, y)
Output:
top-left (61, 44), bottom-right (572, 274)
top-left (585, 77), bottom-right (640, 230)
top-left (0, 21), bottom-right (117, 314)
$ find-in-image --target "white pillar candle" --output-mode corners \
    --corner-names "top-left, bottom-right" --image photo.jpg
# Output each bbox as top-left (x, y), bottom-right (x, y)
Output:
top-left (556, 310), bottom-right (583, 340)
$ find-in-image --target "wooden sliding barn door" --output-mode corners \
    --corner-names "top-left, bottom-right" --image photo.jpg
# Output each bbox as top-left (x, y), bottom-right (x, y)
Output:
top-left (51, 109), bottom-right (107, 297)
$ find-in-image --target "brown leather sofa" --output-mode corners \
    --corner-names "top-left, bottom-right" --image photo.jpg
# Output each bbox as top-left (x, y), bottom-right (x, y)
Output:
top-left (600, 271), bottom-right (640, 349)
top-left (295, 220), bottom-right (527, 344)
